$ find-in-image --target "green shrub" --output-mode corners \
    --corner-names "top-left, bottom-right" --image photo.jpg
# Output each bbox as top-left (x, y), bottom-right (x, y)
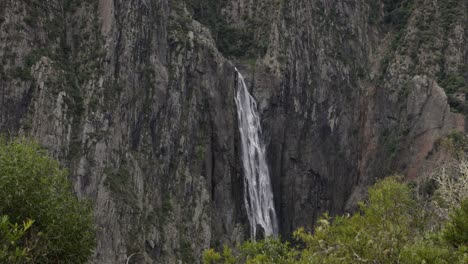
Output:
top-left (443, 199), bottom-right (468, 248)
top-left (440, 75), bottom-right (466, 94)
top-left (203, 246), bottom-right (237, 264)
top-left (189, 0), bottom-right (264, 58)
top-left (203, 174), bottom-right (468, 263)
top-left (400, 238), bottom-right (457, 264)
top-left (293, 177), bottom-right (416, 263)
top-left (0, 138), bottom-right (95, 263)
top-left (0, 216), bottom-right (34, 263)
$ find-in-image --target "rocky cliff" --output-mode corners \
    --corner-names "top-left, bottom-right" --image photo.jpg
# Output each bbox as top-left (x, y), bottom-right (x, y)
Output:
top-left (0, 0), bottom-right (467, 263)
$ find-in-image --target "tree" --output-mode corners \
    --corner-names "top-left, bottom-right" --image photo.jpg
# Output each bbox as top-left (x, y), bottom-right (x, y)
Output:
top-left (399, 199), bottom-right (468, 263)
top-left (443, 198), bottom-right (468, 248)
top-left (0, 138), bottom-right (95, 263)
top-left (203, 175), bottom-right (468, 263)
top-left (295, 176), bottom-right (417, 263)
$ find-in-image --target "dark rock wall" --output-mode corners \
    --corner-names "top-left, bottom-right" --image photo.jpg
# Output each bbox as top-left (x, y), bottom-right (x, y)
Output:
top-left (0, 0), bottom-right (467, 263)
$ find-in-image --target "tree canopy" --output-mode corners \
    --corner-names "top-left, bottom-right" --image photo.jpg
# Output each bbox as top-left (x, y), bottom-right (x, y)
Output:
top-left (204, 173), bottom-right (468, 263)
top-left (0, 138), bottom-right (95, 263)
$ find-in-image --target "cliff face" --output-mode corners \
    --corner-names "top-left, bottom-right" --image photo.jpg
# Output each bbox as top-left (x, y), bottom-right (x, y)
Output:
top-left (252, 0), bottom-right (467, 235)
top-left (2, 1), bottom-right (246, 263)
top-left (0, 0), bottom-right (467, 263)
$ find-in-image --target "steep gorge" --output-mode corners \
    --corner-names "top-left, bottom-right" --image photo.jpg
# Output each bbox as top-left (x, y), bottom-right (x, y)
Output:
top-left (0, 0), bottom-right (467, 263)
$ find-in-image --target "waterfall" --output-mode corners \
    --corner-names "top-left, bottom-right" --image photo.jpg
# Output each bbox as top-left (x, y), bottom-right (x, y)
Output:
top-left (234, 68), bottom-right (278, 239)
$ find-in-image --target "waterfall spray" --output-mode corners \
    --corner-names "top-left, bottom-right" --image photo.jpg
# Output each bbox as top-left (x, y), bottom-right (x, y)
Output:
top-left (233, 68), bottom-right (278, 239)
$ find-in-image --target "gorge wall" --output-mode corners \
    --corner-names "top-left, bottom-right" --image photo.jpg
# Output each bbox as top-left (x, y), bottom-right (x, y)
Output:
top-left (0, 0), bottom-right (467, 263)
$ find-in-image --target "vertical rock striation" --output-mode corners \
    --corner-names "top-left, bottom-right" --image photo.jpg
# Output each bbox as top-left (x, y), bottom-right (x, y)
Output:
top-left (0, 0), bottom-right (467, 262)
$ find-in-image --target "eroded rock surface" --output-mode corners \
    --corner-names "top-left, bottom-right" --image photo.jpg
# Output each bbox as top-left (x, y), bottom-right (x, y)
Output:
top-left (0, 0), bottom-right (466, 263)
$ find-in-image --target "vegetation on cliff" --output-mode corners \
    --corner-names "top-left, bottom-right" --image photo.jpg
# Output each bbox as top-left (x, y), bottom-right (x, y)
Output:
top-left (204, 163), bottom-right (468, 263)
top-left (0, 138), bottom-right (95, 263)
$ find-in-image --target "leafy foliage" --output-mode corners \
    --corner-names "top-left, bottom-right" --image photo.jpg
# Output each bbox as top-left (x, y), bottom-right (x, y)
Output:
top-left (441, 75), bottom-right (467, 94)
top-left (188, 0), bottom-right (266, 58)
top-left (0, 138), bottom-right (95, 263)
top-left (0, 216), bottom-right (34, 263)
top-left (399, 237), bottom-right (459, 264)
top-left (443, 199), bottom-right (468, 248)
top-left (204, 247), bottom-right (237, 264)
top-left (293, 177), bottom-right (417, 263)
top-left (204, 174), bottom-right (468, 263)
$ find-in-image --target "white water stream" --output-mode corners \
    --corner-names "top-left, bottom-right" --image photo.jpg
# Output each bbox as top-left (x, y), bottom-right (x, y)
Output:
top-left (234, 68), bottom-right (278, 239)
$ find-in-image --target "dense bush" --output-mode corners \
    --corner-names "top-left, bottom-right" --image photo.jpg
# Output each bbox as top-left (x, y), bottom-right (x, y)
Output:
top-left (204, 173), bottom-right (468, 263)
top-left (0, 138), bottom-right (95, 263)
top-left (443, 199), bottom-right (468, 248)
